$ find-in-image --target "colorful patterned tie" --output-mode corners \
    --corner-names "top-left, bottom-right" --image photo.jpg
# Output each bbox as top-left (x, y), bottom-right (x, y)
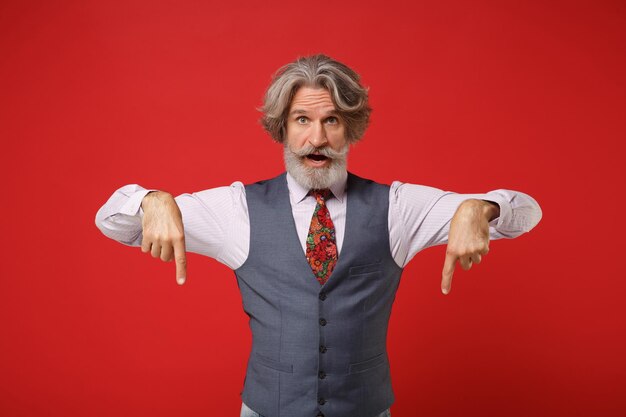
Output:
top-left (306, 189), bottom-right (338, 285)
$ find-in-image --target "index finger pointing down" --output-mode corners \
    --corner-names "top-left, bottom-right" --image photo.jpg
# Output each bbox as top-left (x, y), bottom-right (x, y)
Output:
top-left (173, 239), bottom-right (187, 285)
top-left (441, 252), bottom-right (457, 295)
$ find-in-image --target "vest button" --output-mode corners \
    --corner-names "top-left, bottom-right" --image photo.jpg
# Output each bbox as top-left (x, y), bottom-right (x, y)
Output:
top-left (319, 292), bottom-right (327, 300)
top-left (318, 371), bottom-right (326, 379)
top-left (319, 345), bottom-right (327, 353)
top-left (319, 318), bottom-right (327, 326)
top-left (318, 398), bottom-right (326, 405)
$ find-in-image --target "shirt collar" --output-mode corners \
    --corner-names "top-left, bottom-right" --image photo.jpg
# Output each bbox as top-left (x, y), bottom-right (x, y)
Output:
top-left (286, 170), bottom-right (347, 204)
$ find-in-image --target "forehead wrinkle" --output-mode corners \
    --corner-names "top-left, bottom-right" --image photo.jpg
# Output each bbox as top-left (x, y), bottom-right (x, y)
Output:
top-left (289, 87), bottom-right (336, 114)
top-left (289, 108), bottom-right (338, 117)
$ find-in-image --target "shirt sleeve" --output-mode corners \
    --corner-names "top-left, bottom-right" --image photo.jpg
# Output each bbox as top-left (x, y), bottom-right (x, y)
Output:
top-left (94, 182), bottom-right (250, 270)
top-left (388, 182), bottom-right (543, 268)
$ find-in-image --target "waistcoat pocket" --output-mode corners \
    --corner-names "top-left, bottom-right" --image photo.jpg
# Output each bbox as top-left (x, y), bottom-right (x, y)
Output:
top-left (349, 261), bottom-right (381, 276)
top-left (348, 353), bottom-right (386, 374)
top-left (255, 353), bottom-right (294, 373)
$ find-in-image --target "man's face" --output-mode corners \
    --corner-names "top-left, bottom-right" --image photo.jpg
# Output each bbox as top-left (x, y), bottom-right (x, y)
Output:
top-left (285, 86), bottom-right (348, 162)
top-left (283, 87), bottom-right (349, 189)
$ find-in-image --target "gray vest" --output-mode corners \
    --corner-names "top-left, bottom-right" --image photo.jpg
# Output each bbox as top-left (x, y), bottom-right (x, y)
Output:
top-left (235, 172), bottom-right (403, 417)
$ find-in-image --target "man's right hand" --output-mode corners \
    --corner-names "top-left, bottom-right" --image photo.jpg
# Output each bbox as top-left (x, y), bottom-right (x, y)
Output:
top-left (140, 191), bottom-right (187, 285)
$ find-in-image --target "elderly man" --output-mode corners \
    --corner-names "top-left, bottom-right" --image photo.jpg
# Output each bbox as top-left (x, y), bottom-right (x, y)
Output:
top-left (96, 54), bottom-right (542, 417)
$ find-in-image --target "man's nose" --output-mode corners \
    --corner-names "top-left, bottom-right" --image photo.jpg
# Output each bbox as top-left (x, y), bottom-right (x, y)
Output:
top-left (308, 121), bottom-right (328, 148)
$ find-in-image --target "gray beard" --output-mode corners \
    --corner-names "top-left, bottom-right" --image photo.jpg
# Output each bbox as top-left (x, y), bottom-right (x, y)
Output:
top-left (283, 143), bottom-right (349, 190)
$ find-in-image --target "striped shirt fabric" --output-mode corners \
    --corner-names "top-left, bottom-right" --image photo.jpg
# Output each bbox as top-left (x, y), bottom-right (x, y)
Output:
top-left (95, 171), bottom-right (542, 269)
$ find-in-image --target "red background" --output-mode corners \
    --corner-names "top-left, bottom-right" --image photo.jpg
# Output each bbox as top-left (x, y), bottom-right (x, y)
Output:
top-left (1, 1), bottom-right (625, 416)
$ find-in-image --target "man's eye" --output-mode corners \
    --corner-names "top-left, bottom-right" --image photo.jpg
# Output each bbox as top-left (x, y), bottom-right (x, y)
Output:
top-left (297, 116), bottom-right (307, 124)
top-left (326, 117), bottom-right (338, 124)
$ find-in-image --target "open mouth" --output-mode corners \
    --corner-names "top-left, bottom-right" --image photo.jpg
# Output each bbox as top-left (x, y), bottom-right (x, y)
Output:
top-left (305, 154), bottom-right (329, 162)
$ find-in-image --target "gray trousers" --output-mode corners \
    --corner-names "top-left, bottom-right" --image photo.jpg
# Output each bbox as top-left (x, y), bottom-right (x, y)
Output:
top-left (240, 402), bottom-right (391, 417)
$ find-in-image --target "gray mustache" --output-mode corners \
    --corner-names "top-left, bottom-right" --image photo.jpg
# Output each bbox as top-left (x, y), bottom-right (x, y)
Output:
top-left (290, 144), bottom-right (348, 159)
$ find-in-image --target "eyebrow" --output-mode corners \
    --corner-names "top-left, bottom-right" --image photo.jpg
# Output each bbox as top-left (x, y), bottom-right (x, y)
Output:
top-left (289, 109), bottom-right (339, 117)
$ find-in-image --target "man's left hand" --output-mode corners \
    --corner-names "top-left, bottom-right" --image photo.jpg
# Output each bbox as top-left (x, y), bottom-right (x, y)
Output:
top-left (441, 199), bottom-right (499, 295)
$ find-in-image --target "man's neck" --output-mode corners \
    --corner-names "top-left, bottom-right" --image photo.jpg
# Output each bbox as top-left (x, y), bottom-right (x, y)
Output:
top-left (286, 170), bottom-right (348, 203)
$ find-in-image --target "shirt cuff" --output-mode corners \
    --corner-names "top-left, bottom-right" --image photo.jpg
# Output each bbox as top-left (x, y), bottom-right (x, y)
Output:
top-left (481, 192), bottom-right (512, 230)
top-left (119, 189), bottom-right (157, 217)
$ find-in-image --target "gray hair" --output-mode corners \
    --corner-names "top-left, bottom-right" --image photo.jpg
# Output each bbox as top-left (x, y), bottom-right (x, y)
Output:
top-left (260, 54), bottom-right (371, 143)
